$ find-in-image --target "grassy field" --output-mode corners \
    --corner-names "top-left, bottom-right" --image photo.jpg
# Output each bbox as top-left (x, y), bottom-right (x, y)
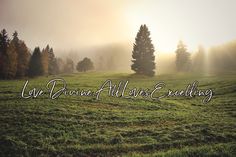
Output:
top-left (0, 72), bottom-right (236, 157)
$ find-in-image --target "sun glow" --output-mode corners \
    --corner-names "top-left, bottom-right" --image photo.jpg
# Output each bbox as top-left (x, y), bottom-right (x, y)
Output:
top-left (124, 0), bottom-right (236, 53)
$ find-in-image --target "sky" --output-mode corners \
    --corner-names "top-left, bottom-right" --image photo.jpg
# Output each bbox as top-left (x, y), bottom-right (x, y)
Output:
top-left (0, 0), bottom-right (236, 52)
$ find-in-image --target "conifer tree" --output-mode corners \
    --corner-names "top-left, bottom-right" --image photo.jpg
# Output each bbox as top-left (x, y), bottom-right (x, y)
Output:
top-left (28, 47), bottom-right (43, 77)
top-left (131, 24), bottom-right (155, 76)
top-left (48, 47), bottom-right (58, 75)
top-left (175, 41), bottom-right (191, 72)
top-left (2, 41), bottom-right (17, 79)
top-left (0, 29), bottom-right (10, 78)
top-left (12, 31), bottom-right (30, 78)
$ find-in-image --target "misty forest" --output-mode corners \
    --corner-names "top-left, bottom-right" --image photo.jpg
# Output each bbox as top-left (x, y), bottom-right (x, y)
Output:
top-left (1, 26), bottom-right (236, 79)
top-left (0, 0), bottom-right (236, 156)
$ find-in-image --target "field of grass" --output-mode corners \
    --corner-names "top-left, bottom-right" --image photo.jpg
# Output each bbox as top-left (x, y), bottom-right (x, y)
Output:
top-left (0, 72), bottom-right (236, 157)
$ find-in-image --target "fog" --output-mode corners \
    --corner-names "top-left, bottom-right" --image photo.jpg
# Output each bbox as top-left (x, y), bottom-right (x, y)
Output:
top-left (1, 0), bottom-right (236, 74)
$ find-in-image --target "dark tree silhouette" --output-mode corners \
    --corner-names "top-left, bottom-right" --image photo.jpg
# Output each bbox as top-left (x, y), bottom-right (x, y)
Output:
top-left (131, 24), bottom-right (155, 76)
top-left (2, 41), bottom-right (17, 79)
top-left (76, 57), bottom-right (94, 72)
top-left (175, 41), bottom-right (191, 72)
top-left (48, 47), bottom-right (59, 75)
top-left (12, 31), bottom-right (31, 78)
top-left (0, 29), bottom-right (10, 78)
top-left (28, 47), bottom-right (43, 77)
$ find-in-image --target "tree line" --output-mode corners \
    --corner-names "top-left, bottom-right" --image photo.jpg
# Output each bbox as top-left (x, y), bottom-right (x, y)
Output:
top-left (1, 26), bottom-right (235, 79)
top-left (131, 25), bottom-right (208, 76)
top-left (0, 29), bottom-right (94, 79)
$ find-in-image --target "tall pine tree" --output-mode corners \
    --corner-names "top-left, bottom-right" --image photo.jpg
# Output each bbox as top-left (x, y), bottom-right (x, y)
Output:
top-left (28, 47), bottom-right (43, 77)
top-left (48, 47), bottom-right (58, 75)
top-left (2, 41), bottom-right (18, 79)
top-left (131, 25), bottom-right (155, 76)
top-left (12, 31), bottom-right (31, 78)
top-left (0, 29), bottom-right (10, 78)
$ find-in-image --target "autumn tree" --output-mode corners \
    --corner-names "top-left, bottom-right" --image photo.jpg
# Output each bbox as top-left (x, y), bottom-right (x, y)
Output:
top-left (76, 57), bottom-right (94, 72)
top-left (175, 41), bottom-right (191, 72)
top-left (12, 31), bottom-right (30, 78)
top-left (2, 41), bottom-right (18, 79)
top-left (131, 24), bottom-right (155, 76)
top-left (28, 47), bottom-right (43, 77)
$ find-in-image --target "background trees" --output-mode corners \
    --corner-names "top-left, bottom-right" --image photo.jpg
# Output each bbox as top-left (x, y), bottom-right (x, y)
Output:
top-left (175, 41), bottom-right (191, 72)
top-left (131, 24), bottom-right (155, 76)
top-left (1, 28), bottom-right (236, 78)
top-left (12, 31), bottom-right (31, 78)
top-left (28, 47), bottom-right (43, 77)
top-left (0, 29), bottom-right (10, 78)
top-left (2, 41), bottom-right (17, 79)
top-left (48, 47), bottom-right (59, 75)
top-left (64, 58), bottom-right (74, 73)
top-left (0, 29), bottom-right (77, 78)
top-left (76, 57), bottom-right (94, 72)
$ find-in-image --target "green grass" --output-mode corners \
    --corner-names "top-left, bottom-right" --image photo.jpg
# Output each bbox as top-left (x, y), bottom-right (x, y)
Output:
top-left (0, 72), bottom-right (236, 156)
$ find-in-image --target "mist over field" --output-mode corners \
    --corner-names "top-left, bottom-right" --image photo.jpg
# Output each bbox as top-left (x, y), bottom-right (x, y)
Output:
top-left (1, 0), bottom-right (236, 75)
top-left (0, 1), bottom-right (236, 156)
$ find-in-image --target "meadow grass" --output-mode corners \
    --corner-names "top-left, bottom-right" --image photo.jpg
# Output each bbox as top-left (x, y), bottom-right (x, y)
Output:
top-left (0, 72), bottom-right (235, 156)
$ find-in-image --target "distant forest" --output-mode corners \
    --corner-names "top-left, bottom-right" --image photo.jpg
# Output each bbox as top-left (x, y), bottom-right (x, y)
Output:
top-left (0, 28), bottom-right (236, 79)
top-left (0, 29), bottom-right (94, 79)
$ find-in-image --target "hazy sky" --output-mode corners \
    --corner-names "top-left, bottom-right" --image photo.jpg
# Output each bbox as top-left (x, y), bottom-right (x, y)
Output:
top-left (0, 0), bottom-right (236, 52)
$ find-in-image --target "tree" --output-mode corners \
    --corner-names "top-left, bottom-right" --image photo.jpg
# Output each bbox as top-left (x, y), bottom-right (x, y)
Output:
top-left (193, 46), bottom-right (206, 73)
top-left (0, 29), bottom-right (10, 78)
top-left (76, 57), bottom-right (94, 72)
top-left (1, 41), bottom-right (18, 79)
top-left (48, 47), bottom-right (58, 75)
top-left (64, 58), bottom-right (74, 73)
top-left (175, 41), bottom-right (191, 72)
top-left (41, 45), bottom-right (49, 75)
top-left (12, 31), bottom-right (30, 78)
top-left (131, 24), bottom-right (155, 76)
top-left (28, 47), bottom-right (43, 77)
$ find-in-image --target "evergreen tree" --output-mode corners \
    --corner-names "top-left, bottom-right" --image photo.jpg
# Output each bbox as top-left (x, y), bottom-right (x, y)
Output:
top-left (28, 47), bottom-right (43, 77)
top-left (0, 29), bottom-right (10, 78)
top-left (2, 41), bottom-right (17, 79)
top-left (48, 47), bottom-right (58, 75)
top-left (12, 31), bottom-right (30, 78)
top-left (175, 41), bottom-right (191, 72)
top-left (76, 57), bottom-right (94, 72)
top-left (131, 24), bottom-right (155, 76)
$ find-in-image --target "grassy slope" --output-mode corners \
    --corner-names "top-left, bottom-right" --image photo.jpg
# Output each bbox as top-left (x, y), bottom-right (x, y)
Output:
top-left (0, 72), bottom-right (235, 157)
